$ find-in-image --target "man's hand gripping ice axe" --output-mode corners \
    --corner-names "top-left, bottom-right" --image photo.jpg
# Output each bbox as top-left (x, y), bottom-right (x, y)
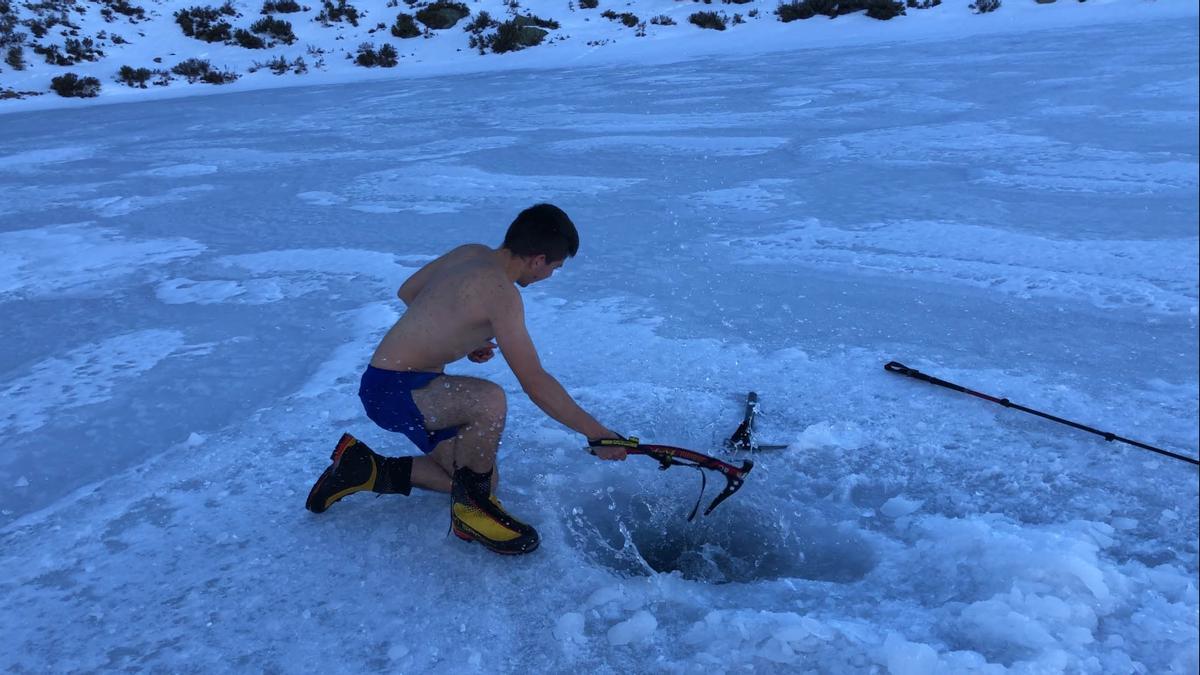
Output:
top-left (587, 437), bottom-right (754, 521)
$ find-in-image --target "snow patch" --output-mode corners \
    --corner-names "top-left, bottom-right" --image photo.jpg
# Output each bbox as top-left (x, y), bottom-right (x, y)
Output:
top-left (547, 135), bottom-right (790, 157)
top-left (880, 496), bottom-right (924, 519)
top-left (297, 191), bottom-right (346, 207)
top-left (82, 185), bottom-right (217, 218)
top-left (0, 330), bottom-right (191, 435)
top-left (0, 146), bottom-right (98, 171)
top-left (341, 163), bottom-right (643, 212)
top-left (726, 219), bottom-right (1199, 315)
top-left (127, 164), bottom-right (220, 178)
top-left (553, 612), bottom-right (586, 644)
top-left (155, 277), bottom-right (317, 305)
top-left (606, 610), bottom-right (657, 646)
top-left (0, 224), bottom-right (205, 301)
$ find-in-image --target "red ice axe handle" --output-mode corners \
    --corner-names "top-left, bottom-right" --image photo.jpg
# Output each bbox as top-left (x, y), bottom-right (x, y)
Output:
top-left (588, 437), bottom-right (755, 520)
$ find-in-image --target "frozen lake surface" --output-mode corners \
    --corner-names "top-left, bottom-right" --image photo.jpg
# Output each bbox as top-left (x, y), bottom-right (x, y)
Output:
top-left (1, 15), bottom-right (1197, 673)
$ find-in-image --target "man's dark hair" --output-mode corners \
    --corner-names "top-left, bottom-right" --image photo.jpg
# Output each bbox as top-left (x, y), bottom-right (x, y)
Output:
top-left (501, 203), bottom-right (579, 262)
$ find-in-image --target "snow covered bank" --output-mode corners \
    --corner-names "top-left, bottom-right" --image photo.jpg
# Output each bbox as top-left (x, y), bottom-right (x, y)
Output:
top-left (1, 0), bottom-right (1196, 112)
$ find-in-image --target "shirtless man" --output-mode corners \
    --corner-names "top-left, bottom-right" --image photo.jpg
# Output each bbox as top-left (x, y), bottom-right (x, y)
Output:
top-left (305, 203), bottom-right (625, 555)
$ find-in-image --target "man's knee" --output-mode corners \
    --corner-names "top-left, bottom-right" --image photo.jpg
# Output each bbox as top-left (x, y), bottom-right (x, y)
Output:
top-left (475, 381), bottom-right (507, 426)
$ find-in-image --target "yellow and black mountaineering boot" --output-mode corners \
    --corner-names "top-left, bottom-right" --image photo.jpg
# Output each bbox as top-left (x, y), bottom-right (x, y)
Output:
top-left (305, 433), bottom-right (413, 513)
top-left (451, 466), bottom-right (539, 555)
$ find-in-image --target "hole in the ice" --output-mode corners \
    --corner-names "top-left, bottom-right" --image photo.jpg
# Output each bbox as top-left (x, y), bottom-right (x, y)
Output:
top-left (564, 490), bottom-right (877, 585)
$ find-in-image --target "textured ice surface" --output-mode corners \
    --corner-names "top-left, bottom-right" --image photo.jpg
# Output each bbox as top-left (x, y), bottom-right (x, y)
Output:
top-left (0, 14), bottom-right (1196, 675)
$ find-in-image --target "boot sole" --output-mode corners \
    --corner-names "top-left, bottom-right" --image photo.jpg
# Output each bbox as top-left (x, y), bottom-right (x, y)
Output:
top-left (451, 520), bottom-right (539, 556)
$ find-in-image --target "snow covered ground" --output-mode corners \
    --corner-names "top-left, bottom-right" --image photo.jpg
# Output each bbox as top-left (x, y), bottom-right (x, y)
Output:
top-left (1, 6), bottom-right (1198, 674)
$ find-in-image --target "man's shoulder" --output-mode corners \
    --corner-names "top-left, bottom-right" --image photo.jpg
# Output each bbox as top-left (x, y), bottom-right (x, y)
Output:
top-left (450, 248), bottom-right (513, 296)
top-left (439, 245), bottom-right (496, 278)
top-left (448, 243), bottom-right (492, 258)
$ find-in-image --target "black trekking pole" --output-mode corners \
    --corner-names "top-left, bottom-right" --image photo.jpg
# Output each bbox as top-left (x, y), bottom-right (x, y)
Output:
top-left (884, 361), bottom-right (1199, 467)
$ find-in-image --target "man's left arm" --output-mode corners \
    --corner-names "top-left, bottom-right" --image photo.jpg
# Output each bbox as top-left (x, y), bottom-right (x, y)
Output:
top-left (491, 288), bottom-right (623, 459)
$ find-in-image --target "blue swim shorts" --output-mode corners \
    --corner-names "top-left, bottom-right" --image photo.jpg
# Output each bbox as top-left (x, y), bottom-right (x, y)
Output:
top-left (358, 365), bottom-right (460, 454)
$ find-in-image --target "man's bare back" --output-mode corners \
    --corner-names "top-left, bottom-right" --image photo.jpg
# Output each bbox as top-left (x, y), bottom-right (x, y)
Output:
top-left (369, 244), bottom-right (510, 373)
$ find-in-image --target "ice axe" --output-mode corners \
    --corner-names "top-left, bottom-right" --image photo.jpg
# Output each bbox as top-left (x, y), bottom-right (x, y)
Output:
top-left (588, 437), bottom-right (754, 520)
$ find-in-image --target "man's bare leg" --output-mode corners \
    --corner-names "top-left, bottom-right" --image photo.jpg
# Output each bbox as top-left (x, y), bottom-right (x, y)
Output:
top-left (411, 375), bottom-right (508, 488)
top-left (409, 455), bottom-right (452, 493)
top-left (409, 448), bottom-right (498, 494)
top-left (409, 375), bottom-right (535, 553)
top-left (307, 377), bottom-right (504, 510)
